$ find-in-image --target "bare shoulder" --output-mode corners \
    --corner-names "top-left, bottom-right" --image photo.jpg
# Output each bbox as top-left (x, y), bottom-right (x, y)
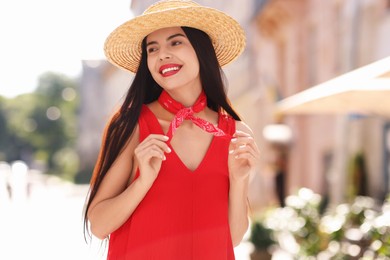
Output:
top-left (88, 122), bottom-right (140, 212)
top-left (125, 123), bottom-right (140, 152)
top-left (235, 120), bottom-right (254, 135)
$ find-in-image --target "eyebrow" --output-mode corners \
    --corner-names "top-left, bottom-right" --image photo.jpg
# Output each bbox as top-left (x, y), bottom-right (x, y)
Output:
top-left (146, 33), bottom-right (186, 47)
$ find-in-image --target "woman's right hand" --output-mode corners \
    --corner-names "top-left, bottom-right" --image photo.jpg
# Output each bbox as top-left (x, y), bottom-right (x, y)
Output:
top-left (134, 134), bottom-right (171, 185)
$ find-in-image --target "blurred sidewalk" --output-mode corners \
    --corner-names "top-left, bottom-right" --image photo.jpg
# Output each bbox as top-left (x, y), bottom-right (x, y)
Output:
top-left (0, 173), bottom-right (252, 260)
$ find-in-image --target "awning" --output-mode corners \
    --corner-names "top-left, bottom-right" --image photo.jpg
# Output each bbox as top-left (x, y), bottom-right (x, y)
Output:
top-left (276, 56), bottom-right (390, 116)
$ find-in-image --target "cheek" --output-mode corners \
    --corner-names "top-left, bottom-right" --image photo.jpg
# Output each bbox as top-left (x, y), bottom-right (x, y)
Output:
top-left (146, 57), bottom-right (153, 72)
top-left (191, 58), bottom-right (200, 77)
top-left (190, 52), bottom-right (200, 72)
top-left (147, 57), bottom-right (160, 78)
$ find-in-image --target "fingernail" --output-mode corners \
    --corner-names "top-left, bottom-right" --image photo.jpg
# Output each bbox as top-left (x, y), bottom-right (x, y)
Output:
top-left (166, 147), bottom-right (171, 153)
top-left (229, 150), bottom-right (234, 154)
top-left (239, 144), bottom-right (246, 148)
top-left (231, 138), bottom-right (237, 143)
top-left (163, 155), bottom-right (166, 161)
top-left (163, 136), bottom-right (169, 140)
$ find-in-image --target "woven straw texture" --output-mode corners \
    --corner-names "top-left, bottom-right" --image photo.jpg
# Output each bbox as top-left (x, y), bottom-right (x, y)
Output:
top-left (104, 0), bottom-right (246, 73)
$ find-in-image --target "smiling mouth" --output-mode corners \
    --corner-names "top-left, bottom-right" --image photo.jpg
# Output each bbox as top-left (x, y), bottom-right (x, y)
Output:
top-left (159, 65), bottom-right (182, 76)
top-left (161, 66), bottom-right (180, 74)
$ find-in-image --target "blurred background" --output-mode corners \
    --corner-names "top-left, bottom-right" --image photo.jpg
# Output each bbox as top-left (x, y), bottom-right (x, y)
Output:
top-left (1, 0), bottom-right (390, 259)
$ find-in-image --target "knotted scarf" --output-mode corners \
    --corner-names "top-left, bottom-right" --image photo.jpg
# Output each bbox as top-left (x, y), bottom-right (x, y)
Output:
top-left (158, 90), bottom-right (229, 139)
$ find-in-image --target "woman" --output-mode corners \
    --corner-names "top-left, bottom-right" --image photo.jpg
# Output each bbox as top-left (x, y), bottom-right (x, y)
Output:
top-left (84, 1), bottom-right (260, 259)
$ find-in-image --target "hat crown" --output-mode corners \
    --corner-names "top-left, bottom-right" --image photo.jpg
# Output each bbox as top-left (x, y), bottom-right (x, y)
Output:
top-left (105, 0), bottom-right (246, 73)
top-left (144, 0), bottom-right (200, 14)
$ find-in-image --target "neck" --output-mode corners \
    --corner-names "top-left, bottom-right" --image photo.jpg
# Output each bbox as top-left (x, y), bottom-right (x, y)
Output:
top-left (165, 88), bottom-right (202, 107)
top-left (158, 89), bottom-right (229, 139)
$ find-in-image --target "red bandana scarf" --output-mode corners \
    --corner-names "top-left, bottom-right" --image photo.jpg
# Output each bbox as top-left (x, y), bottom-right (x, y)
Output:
top-left (158, 90), bottom-right (229, 139)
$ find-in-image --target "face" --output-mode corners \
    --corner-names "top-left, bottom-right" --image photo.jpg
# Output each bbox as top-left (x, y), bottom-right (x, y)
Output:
top-left (146, 27), bottom-right (201, 92)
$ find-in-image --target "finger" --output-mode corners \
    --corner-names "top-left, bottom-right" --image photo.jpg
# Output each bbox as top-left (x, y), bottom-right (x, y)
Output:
top-left (232, 135), bottom-right (260, 153)
top-left (233, 130), bottom-right (251, 136)
top-left (144, 134), bottom-right (169, 142)
top-left (233, 152), bottom-right (253, 161)
top-left (232, 150), bottom-right (258, 168)
top-left (137, 135), bottom-right (171, 153)
top-left (230, 137), bottom-right (256, 154)
top-left (137, 146), bottom-right (166, 161)
top-left (149, 148), bottom-right (166, 161)
top-left (240, 141), bottom-right (260, 155)
top-left (229, 144), bottom-right (259, 160)
top-left (231, 136), bottom-right (254, 146)
top-left (143, 143), bottom-right (171, 155)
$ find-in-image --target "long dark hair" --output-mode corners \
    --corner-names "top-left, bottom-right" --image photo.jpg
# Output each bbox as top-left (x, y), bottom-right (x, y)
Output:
top-left (83, 26), bottom-right (241, 240)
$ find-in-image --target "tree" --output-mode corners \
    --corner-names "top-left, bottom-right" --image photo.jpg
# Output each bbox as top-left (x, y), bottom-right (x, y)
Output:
top-left (0, 97), bottom-right (11, 160)
top-left (0, 72), bottom-right (79, 181)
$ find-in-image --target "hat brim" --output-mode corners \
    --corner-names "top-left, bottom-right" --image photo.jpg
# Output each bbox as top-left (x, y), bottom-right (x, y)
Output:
top-left (104, 6), bottom-right (246, 73)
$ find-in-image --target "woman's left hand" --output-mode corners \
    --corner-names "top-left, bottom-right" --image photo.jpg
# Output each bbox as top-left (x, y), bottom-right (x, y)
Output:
top-left (228, 130), bottom-right (260, 181)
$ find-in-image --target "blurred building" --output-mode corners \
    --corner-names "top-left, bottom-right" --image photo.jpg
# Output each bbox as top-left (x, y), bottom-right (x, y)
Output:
top-left (77, 0), bottom-right (390, 213)
top-left (76, 60), bottom-right (132, 183)
top-left (254, 0), bottom-right (390, 207)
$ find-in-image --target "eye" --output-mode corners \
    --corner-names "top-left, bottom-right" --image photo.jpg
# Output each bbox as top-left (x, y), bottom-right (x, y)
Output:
top-left (147, 46), bottom-right (158, 54)
top-left (171, 40), bottom-right (182, 46)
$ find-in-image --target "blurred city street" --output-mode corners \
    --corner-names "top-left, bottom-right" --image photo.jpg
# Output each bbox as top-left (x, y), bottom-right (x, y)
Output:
top-left (0, 174), bottom-right (99, 260)
top-left (0, 172), bottom-right (253, 260)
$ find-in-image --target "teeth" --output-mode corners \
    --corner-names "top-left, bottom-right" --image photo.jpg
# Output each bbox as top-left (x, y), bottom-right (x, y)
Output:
top-left (161, 66), bottom-right (179, 74)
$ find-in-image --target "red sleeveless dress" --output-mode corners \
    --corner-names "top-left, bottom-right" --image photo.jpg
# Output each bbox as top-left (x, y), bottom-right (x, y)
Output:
top-left (107, 105), bottom-right (236, 260)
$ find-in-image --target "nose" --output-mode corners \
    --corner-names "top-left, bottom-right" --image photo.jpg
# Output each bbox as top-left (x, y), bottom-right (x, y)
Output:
top-left (158, 47), bottom-right (172, 61)
top-left (159, 54), bottom-right (172, 61)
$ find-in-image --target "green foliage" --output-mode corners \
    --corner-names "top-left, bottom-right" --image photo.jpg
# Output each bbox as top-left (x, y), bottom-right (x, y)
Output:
top-left (250, 220), bottom-right (275, 250)
top-left (0, 97), bottom-right (9, 160)
top-left (251, 188), bottom-right (390, 259)
top-left (347, 152), bottom-right (368, 201)
top-left (0, 72), bottom-right (79, 181)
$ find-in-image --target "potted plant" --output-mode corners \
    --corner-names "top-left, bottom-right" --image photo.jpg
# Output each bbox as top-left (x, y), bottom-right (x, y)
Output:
top-left (249, 220), bottom-right (275, 260)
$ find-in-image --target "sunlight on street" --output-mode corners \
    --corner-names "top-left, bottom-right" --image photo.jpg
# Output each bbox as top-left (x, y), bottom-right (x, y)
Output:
top-left (0, 175), bottom-right (102, 260)
top-left (0, 173), bottom-right (251, 260)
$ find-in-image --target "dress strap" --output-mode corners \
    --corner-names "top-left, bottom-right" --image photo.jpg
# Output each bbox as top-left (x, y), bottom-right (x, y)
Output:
top-left (139, 105), bottom-right (164, 141)
top-left (217, 113), bottom-right (236, 137)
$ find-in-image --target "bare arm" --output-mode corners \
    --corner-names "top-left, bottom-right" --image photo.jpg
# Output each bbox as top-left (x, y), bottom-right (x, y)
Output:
top-left (228, 173), bottom-right (250, 246)
top-left (228, 121), bottom-right (260, 246)
top-left (87, 126), bottom-right (171, 239)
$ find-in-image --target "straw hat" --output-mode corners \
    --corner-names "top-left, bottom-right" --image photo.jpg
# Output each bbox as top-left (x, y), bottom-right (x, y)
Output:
top-left (104, 0), bottom-right (246, 73)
